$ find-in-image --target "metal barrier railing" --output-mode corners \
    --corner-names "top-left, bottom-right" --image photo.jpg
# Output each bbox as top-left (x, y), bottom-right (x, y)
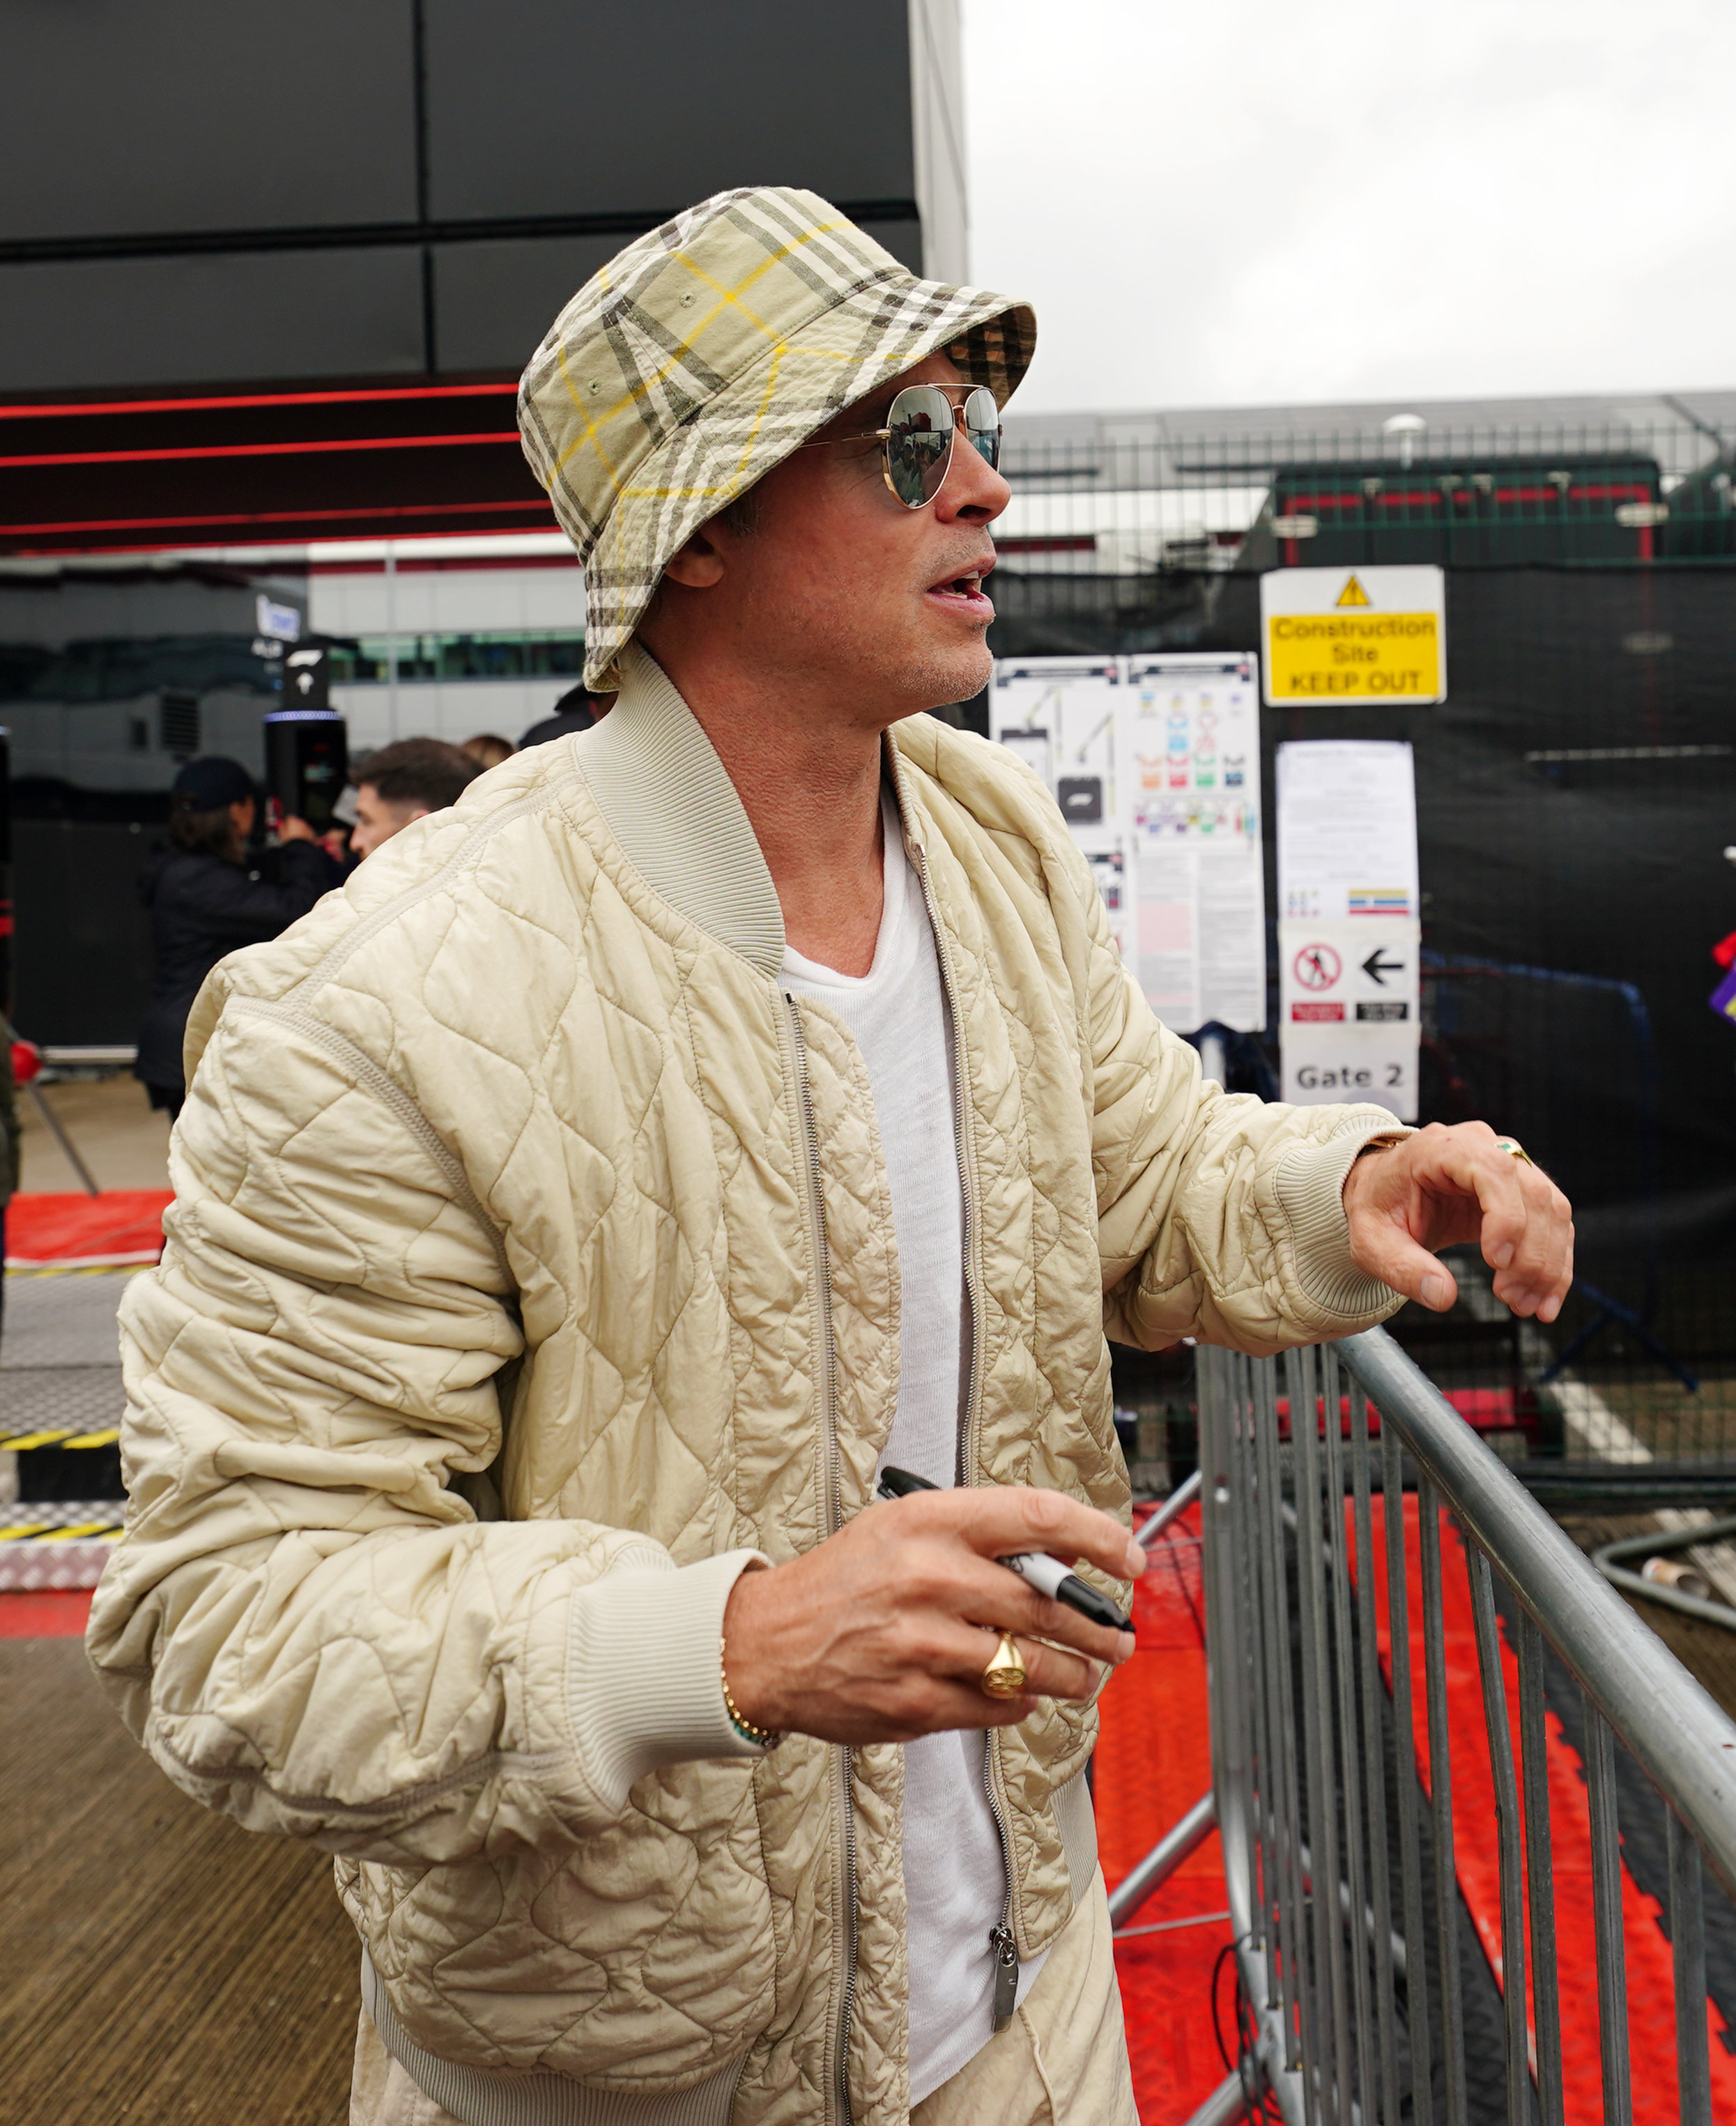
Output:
top-left (1144, 1325), bottom-right (1736, 2126)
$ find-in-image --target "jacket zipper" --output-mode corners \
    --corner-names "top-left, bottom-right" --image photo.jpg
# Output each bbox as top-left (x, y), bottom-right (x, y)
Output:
top-left (781, 992), bottom-right (858, 2126)
top-left (910, 836), bottom-right (1020, 2035)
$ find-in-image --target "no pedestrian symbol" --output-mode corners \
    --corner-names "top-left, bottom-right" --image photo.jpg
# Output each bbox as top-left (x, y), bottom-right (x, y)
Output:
top-left (1293, 943), bottom-right (1342, 991)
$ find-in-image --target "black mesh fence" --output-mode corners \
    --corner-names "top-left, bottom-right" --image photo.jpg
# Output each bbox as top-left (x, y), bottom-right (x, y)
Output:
top-left (994, 537), bottom-right (1736, 1459)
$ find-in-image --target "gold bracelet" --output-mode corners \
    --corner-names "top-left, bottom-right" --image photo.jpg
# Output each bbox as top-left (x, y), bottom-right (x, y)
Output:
top-left (1355, 1130), bottom-right (1413, 1160)
top-left (720, 1638), bottom-right (781, 1749)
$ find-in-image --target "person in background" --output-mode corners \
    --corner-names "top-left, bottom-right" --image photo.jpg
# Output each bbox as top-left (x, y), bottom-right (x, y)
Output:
top-left (460, 732), bottom-right (515, 769)
top-left (349, 737), bottom-right (483, 861)
top-left (517, 681), bottom-right (615, 748)
top-left (135, 756), bottom-right (329, 1119)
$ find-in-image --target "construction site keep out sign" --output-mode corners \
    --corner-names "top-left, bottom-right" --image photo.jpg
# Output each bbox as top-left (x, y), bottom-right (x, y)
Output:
top-left (1260, 564), bottom-right (1446, 706)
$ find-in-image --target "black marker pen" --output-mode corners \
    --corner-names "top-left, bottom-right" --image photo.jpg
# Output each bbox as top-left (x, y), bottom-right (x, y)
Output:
top-left (876, 1465), bottom-right (1132, 1635)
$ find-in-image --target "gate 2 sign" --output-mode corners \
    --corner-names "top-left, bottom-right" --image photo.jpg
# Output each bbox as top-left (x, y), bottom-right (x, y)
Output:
top-left (1261, 566), bottom-right (1446, 706)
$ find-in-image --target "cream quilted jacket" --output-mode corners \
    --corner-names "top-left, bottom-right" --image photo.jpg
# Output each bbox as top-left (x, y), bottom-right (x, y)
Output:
top-left (89, 647), bottom-right (1402, 2126)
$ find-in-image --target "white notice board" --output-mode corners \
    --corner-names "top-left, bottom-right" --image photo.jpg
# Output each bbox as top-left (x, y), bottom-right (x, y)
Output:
top-left (992, 653), bottom-right (1266, 1033)
top-left (1276, 740), bottom-right (1420, 1121)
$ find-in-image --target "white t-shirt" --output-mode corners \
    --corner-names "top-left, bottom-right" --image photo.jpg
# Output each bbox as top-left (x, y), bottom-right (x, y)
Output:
top-left (781, 796), bottom-right (1047, 2104)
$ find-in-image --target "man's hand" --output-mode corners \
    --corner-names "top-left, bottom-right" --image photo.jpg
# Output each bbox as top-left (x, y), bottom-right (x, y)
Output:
top-left (721, 1487), bottom-right (1144, 1746)
top-left (1342, 1120), bottom-right (1574, 1321)
top-left (277, 813), bottom-right (318, 845)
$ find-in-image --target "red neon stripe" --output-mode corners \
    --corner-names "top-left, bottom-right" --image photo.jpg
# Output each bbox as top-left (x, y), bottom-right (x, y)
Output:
top-left (1289, 482), bottom-right (1652, 511)
top-left (0, 429), bottom-right (519, 470)
top-left (5, 495), bottom-right (552, 538)
top-left (0, 380), bottom-right (517, 422)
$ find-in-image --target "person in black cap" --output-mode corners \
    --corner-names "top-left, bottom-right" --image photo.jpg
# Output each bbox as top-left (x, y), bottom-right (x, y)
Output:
top-left (517, 681), bottom-right (614, 750)
top-left (135, 757), bottom-right (332, 1118)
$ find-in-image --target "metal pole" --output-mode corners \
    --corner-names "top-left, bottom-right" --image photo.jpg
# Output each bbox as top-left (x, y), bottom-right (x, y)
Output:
top-left (1139, 1466), bottom-right (1202, 1547)
top-left (1107, 1793), bottom-right (1217, 1928)
top-left (25, 1079), bottom-right (99, 1197)
top-left (385, 540), bottom-right (400, 741)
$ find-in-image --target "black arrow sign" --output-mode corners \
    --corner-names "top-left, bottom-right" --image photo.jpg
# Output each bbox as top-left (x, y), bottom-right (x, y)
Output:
top-left (1361, 947), bottom-right (1405, 986)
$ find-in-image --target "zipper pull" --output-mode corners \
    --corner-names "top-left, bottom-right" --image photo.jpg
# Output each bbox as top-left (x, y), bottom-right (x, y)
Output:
top-left (990, 1923), bottom-right (1019, 2033)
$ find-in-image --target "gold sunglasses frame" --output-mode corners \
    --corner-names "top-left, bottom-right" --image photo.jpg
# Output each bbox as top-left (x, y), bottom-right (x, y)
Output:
top-left (799, 383), bottom-right (1003, 510)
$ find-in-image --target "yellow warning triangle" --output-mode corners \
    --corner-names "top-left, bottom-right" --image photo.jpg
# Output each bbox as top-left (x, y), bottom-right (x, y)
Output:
top-left (1336, 574), bottom-right (1371, 608)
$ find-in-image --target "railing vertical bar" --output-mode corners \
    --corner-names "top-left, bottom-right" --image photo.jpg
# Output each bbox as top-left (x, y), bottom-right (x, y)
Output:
top-left (1353, 1381), bottom-right (1402, 2126)
top-left (1293, 1341), bottom-right (1351, 2123)
top-left (1257, 1353), bottom-right (1309, 2084)
top-left (1239, 1357), bottom-right (1280, 2010)
top-left (1517, 1612), bottom-right (1563, 2126)
top-left (1582, 1700), bottom-right (1631, 2126)
top-left (1383, 1420), bottom-right (1434, 2126)
top-left (1229, 1357), bottom-right (1265, 1982)
top-left (1282, 1346), bottom-right (1327, 2123)
top-left (1467, 1544), bottom-right (1533, 2126)
top-left (1666, 1810), bottom-right (1713, 2126)
top-left (1321, 1346), bottom-right (1377, 2123)
top-left (1418, 1478), bottom-right (1468, 2126)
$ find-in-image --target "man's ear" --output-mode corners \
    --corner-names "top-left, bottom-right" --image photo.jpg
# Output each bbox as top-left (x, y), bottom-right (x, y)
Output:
top-left (661, 524), bottom-right (728, 590)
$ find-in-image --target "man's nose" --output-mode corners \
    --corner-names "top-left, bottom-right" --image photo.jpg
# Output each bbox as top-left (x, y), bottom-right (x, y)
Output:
top-left (935, 418), bottom-right (1011, 525)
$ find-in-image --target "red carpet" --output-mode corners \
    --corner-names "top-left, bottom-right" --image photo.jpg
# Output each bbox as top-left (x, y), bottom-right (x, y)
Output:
top-left (4, 1189), bottom-right (171, 1266)
top-left (0, 1589), bottom-right (93, 1638)
top-left (1098, 1502), bottom-right (1233, 2123)
top-left (1365, 1497), bottom-right (1736, 2124)
top-left (1101, 1490), bottom-right (1736, 2122)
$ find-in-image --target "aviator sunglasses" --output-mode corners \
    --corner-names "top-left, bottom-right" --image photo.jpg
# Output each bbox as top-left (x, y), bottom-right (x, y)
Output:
top-left (801, 383), bottom-right (1003, 509)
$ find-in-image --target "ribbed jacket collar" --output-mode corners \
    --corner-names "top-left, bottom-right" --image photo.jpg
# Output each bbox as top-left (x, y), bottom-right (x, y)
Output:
top-left (572, 642), bottom-right (928, 978)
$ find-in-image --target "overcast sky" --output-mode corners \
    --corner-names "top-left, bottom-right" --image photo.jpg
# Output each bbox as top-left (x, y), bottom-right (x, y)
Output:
top-left (960, 0), bottom-right (1736, 415)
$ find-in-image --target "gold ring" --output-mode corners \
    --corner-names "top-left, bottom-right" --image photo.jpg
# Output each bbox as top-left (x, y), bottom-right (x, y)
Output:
top-left (980, 1631), bottom-right (1029, 1700)
top-left (1493, 1137), bottom-right (1534, 1166)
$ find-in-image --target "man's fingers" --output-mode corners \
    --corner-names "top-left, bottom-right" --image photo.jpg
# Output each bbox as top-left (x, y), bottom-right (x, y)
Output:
top-left (1346, 1123), bottom-right (1576, 1326)
top-left (1349, 1219), bottom-right (1459, 1312)
top-left (1453, 1134), bottom-right (1575, 1320)
top-left (949, 1553), bottom-right (1136, 1667)
top-left (953, 1625), bottom-right (1098, 1705)
top-left (896, 1484), bottom-right (1146, 1582)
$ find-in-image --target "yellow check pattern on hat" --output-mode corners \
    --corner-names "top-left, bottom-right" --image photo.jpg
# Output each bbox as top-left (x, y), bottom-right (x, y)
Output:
top-left (517, 185), bottom-right (1036, 689)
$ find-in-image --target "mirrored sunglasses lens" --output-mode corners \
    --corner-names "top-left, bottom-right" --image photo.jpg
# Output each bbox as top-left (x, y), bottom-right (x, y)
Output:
top-left (963, 385), bottom-right (1001, 468)
top-left (885, 386), bottom-right (955, 507)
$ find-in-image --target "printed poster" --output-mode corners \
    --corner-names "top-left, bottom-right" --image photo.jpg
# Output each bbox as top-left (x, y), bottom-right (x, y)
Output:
top-left (992, 654), bottom-right (1266, 1033)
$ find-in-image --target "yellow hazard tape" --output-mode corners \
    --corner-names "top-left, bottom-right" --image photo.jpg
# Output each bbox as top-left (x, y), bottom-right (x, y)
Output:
top-left (0, 1427), bottom-right (118, 1450)
top-left (0, 1518), bottom-right (123, 1542)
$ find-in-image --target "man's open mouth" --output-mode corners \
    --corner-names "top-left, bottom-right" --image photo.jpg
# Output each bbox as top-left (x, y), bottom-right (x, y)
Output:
top-left (925, 567), bottom-right (995, 614)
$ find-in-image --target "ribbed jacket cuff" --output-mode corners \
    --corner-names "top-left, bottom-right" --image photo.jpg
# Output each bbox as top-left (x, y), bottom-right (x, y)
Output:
top-left (566, 1547), bottom-right (771, 1809)
top-left (1273, 1118), bottom-right (1415, 1323)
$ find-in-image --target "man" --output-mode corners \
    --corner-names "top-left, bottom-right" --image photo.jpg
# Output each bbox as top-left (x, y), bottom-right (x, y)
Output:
top-left (348, 736), bottom-right (483, 859)
top-left (89, 188), bottom-right (1572, 2126)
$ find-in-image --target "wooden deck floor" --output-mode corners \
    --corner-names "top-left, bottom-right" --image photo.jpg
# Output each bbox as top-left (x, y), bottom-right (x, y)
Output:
top-left (1, 1637), bottom-right (355, 2125)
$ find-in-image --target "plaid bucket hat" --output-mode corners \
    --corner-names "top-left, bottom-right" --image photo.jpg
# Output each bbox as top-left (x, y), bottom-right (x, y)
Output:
top-left (517, 186), bottom-right (1036, 689)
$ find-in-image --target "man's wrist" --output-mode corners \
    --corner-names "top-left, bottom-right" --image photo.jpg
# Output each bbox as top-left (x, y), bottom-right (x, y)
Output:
top-left (1342, 1128), bottom-right (1413, 1202)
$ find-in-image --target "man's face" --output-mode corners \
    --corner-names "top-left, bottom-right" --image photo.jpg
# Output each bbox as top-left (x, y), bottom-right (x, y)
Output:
top-left (350, 785), bottom-right (427, 860)
top-left (643, 353), bottom-right (1011, 726)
